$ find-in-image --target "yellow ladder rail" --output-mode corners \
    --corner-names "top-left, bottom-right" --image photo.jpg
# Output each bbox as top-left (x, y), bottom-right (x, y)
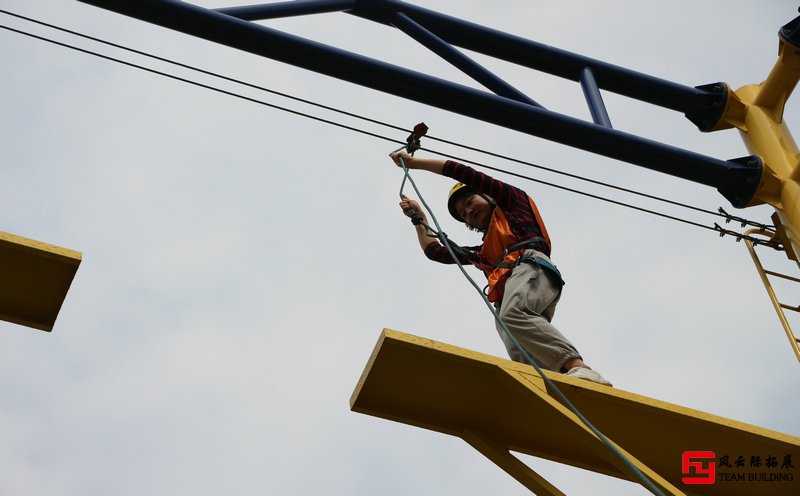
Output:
top-left (744, 229), bottom-right (800, 363)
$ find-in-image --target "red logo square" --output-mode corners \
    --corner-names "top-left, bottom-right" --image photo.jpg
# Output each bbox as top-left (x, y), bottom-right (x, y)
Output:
top-left (682, 451), bottom-right (716, 485)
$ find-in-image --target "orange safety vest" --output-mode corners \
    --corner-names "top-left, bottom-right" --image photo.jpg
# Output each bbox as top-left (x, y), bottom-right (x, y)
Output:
top-left (477, 197), bottom-right (551, 302)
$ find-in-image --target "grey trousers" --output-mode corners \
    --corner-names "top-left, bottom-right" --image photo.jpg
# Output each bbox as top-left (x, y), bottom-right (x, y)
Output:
top-left (493, 250), bottom-right (581, 372)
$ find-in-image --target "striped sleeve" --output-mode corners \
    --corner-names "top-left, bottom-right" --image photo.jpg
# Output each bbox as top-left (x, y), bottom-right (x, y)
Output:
top-left (424, 241), bottom-right (482, 265)
top-left (424, 242), bottom-right (458, 264)
top-left (442, 161), bottom-right (526, 209)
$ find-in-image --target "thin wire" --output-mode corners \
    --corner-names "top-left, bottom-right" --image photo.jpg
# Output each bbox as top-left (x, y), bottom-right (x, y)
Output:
top-left (1, 22), bottom-right (771, 248)
top-left (0, 9), bottom-right (771, 231)
top-left (394, 153), bottom-right (666, 496)
top-left (430, 149), bottom-right (718, 232)
top-left (0, 24), bottom-right (403, 147)
top-left (0, 9), bottom-right (408, 135)
top-left (425, 138), bottom-right (724, 219)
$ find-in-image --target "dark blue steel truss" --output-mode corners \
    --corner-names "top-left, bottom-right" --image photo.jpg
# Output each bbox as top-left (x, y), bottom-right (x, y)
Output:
top-left (79, 0), bottom-right (762, 207)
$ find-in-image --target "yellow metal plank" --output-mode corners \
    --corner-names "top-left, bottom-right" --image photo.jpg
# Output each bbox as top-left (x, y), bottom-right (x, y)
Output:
top-left (350, 329), bottom-right (800, 496)
top-left (0, 231), bottom-right (82, 332)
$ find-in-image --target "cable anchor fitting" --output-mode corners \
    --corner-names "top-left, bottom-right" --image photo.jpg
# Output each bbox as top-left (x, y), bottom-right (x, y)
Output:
top-left (405, 122), bottom-right (428, 154)
top-left (717, 207), bottom-right (775, 232)
top-left (713, 223), bottom-right (784, 250)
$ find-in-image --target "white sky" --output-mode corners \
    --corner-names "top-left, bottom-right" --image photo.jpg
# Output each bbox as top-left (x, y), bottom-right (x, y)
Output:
top-left (1, 1), bottom-right (799, 494)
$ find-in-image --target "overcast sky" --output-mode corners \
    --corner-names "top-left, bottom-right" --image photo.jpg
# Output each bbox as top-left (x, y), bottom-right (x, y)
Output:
top-left (1, 1), bottom-right (799, 495)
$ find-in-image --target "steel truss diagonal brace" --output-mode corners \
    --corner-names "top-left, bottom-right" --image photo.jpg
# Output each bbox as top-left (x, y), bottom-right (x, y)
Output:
top-left (462, 429), bottom-right (567, 496)
top-left (389, 11), bottom-right (541, 107)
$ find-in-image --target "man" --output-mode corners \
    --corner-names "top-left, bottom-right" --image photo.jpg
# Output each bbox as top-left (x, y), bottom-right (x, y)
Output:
top-left (391, 151), bottom-right (612, 386)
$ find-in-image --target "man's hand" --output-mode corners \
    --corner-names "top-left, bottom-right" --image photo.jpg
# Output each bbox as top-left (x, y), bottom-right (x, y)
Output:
top-left (399, 194), bottom-right (438, 251)
top-left (391, 151), bottom-right (416, 169)
top-left (399, 194), bottom-right (426, 221)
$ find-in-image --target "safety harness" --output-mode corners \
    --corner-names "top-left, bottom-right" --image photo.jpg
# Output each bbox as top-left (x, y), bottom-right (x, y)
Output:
top-left (443, 228), bottom-right (563, 303)
top-left (474, 194), bottom-right (562, 301)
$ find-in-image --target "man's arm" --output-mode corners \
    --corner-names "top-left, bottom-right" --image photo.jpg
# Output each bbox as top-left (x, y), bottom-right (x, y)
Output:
top-left (391, 152), bottom-right (522, 209)
top-left (391, 151), bottom-right (445, 175)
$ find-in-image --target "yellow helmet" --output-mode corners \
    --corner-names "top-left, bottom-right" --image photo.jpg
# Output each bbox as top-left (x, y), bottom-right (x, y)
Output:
top-left (447, 182), bottom-right (475, 222)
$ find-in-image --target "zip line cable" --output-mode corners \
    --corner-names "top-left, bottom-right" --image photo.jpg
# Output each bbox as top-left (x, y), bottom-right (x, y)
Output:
top-left (0, 11), bottom-right (410, 138)
top-left (0, 8), bottom-right (773, 232)
top-left (435, 153), bottom-right (778, 247)
top-left (435, 152), bottom-right (716, 231)
top-left (393, 149), bottom-right (666, 496)
top-left (0, 21), bottom-right (777, 248)
top-left (436, 152), bottom-right (779, 247)
top-left (0, 24), bottom-right (401, 146)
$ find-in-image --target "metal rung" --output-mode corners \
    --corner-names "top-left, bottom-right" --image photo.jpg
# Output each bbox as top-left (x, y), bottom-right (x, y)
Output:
top-left (764, 269), bottom-right (800, 283)
top-left (780, 303), bottom-right (800, 313)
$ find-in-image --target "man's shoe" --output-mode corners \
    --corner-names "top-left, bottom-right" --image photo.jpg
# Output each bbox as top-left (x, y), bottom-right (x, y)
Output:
top-left (565, 367), bottom-right (613, 387)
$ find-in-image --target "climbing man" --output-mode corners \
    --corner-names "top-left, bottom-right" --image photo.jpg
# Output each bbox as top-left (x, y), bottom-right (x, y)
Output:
top-left (391, 151), bottom-right (612, 386)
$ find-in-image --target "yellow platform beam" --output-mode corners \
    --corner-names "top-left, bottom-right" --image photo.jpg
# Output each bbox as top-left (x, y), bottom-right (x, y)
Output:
top-left (0, 231), bottom-right (82, 332)
top-left (351, 329), bottom-right (800, 495)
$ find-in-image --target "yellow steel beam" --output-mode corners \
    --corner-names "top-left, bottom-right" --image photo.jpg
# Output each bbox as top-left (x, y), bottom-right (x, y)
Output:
top-left (463, 429), bottom-right (567, 496)
top-left (715, 32), bottom-right (800, 261)
top-left (0, 231), bottom-right (82, 332)
top-left (351, 329), bottom-right (800, 495)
